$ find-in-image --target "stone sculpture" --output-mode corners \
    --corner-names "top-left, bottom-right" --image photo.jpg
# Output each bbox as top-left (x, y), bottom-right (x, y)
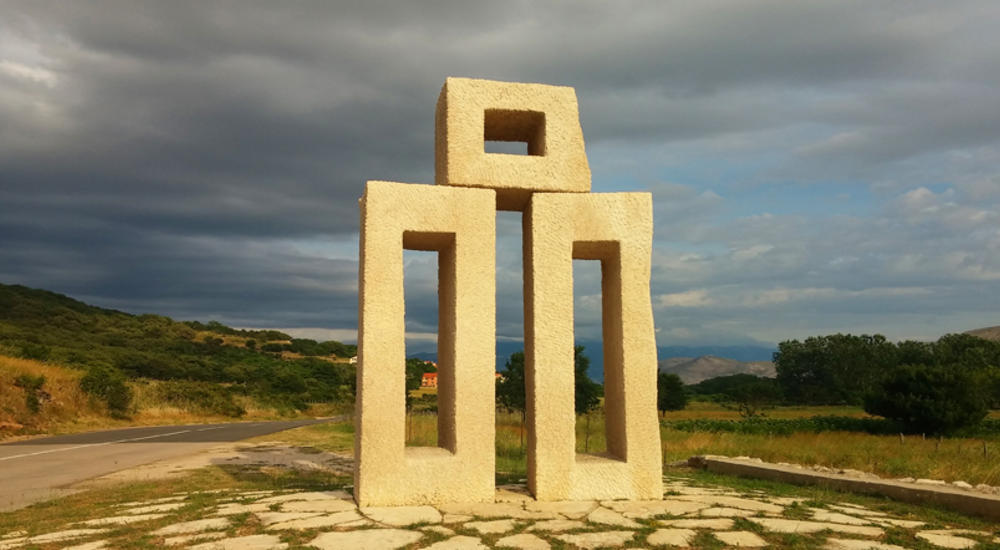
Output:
top-left (356, 77), bottom-right (661, 506)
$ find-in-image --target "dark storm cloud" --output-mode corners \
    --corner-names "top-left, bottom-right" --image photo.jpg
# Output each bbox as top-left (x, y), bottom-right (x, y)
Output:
top-left (2, 1), bottom-right (999, 342)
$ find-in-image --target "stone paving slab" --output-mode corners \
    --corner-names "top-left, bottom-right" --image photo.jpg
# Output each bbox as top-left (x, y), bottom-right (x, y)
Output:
top-left (915, 532), bottom-right (978, 549)
top-left (825, 538), bottom-right (908, 550)
top-left (188, 534), bottom-right (288, 550)
top-left (496, 533), bottom-right (550, 549)
top-left (164, 531), bottom-right (227, 546)
top-left (424, 535), bottom-right (490, 549)
top-left (153, 517), bottom-right (229, 536)
top-left (361, 504), bottom-right (443, 526)
top-left (553, 530), bottom-right (635, 549)
top-left (713, 530), bottom-right (769, 547)
top-left (647, 528), bottom-right (697, 546)
top-left (308, 528), bottom-right (423, 550)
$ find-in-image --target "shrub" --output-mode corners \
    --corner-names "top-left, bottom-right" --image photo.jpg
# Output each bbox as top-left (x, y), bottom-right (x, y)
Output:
top-left (157, 380), bottom-right (245, 417)
top-left (657, 372), bottom-right (687, 414)
top-left (80, 366), bottom-right (133, 418)
top-left (14, 374), bottom-right (46, 413)
top-left (864, 364), bottom-right (988, 435)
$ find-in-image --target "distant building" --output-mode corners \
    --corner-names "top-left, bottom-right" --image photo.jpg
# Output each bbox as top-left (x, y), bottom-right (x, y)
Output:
top-left (349, 356), bottom-right (358, 364)
top-left (421, 372), bottom-right (438, 388)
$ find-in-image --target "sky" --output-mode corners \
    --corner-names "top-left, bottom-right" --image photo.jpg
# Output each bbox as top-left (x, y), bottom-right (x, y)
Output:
top-left (1, 1), bottom-right (999, 349)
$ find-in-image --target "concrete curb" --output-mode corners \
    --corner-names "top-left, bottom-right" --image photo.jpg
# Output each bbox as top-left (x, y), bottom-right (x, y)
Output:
top-left (688, 456), bottom-right (1000, 521)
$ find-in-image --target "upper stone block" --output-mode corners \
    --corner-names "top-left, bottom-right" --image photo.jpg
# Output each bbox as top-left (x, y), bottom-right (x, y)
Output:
top-left (435, 77), bottom-right (591, 211)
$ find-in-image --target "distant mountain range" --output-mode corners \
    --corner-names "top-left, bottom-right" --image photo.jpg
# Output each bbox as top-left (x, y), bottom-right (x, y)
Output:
top-left (657, 355), bottom-right (776, 384)
top-left (409, 341), bottom-right (776, 383)
top-left (966, 325), bottom-right (1000, 341)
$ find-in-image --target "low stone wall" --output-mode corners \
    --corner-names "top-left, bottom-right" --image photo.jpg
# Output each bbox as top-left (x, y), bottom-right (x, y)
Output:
top-left (688, 455), bottom-right (1000, 521)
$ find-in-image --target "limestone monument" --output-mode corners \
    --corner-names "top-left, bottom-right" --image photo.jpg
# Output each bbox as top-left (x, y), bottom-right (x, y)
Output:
top-left (356, 77), bottom-right (662, 506)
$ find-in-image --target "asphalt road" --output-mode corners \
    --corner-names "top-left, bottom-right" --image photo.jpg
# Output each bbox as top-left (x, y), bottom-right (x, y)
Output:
top-left (0, 418), bottom-right (337, 511)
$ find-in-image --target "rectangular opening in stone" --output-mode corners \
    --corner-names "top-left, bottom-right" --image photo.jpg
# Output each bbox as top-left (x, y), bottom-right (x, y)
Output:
top-left (402, 231), bottom-right (456, 453)
top-left (495, 210), bottom-right (527, 479)
top-left (484, 109), bottom-right (545, 156)
top-left (573, 240), bottom-right (626, 462)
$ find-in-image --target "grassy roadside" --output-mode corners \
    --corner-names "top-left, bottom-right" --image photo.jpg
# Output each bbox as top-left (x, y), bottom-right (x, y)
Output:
top-left (0, 354), bottom-right (345, 442)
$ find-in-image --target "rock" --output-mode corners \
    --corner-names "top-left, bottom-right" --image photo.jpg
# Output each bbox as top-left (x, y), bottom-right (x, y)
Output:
top-left (255, 490), bottom-right (351, 504)
top-left (153, 518), bottom-right (229, 536)
top-left (586, 506), bottom-right (642, 528)
top-left (714, 531), bottom-right (769, 547)
top-left (525, 500), bottom-right (597, 519)
top-left (437, 502), bottom-right (557, 520)
top-left (691, 507), bottom-right (756, 518)
top-left (748, 517), bottom-right (883, 536)
top-left (870, 517), bottom-right (925, 528)
top-left (164, 532), bottom-right (228, 546)
top-left (80, 513), bottom-right (168, 526)
top-left (422, 536), bottom-right (489, 549)
top-left (188, 534), bottom-right (289, 550)
top-left (265, 510), bottom-right (366, 530)
top-left (25, 529), bottom-right (109, 544)
top-left (600, 499), bottom-right (705, 518)
top-left (952, 481), bottom-right (973, 489)
top-left (554, 531), bottom-right (635, 549)
top-left (256, 511), bottom-right (323, 526)
top-left (915, 478), bottom-right (947, 486)
top-left (647, 528), bottom-right (697, 547)
top-left (526, 519), bottom-right (587, 532)
top-left (61, 541), bottom-right (109, 550)
top-left (308, 529), bottom-right (423, 550)
top-left (122, 502), bottom-right (187, 514)
top-left (464, 519), bottom-right (519, 534)
top-left (810, 510), bottom-right (872, 526)
top-left (660, 518), bottom-right (734, 529)
top-left (361, 505), bottom-right (442, 526)
top-left (673, 495), bottom-right (784, 514)
top-left (442, 513), bottom-right (473, 524)
top-left (282, 499), bottom-right (357, 513)
top-left (496, 533), bottom-right (551, 550)
top-left (824, 539), bottom-right (908, 550)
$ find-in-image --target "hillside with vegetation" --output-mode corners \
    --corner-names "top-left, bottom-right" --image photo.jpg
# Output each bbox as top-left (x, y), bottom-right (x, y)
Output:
top-left (0, 283), bottom-right (356, 438)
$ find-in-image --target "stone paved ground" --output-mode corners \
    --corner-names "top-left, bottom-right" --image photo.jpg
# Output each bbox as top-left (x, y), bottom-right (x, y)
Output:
top-left (2, 476), bottom-right (998, 549)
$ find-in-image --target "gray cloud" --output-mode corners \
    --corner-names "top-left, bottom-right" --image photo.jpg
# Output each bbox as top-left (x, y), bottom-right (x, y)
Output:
top-left (1, 1), bottom-right (999, 346)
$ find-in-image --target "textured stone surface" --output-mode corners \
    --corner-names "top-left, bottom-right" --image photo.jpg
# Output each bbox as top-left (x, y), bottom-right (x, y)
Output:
top-left (122, 502), bottom-right (186, 514)
top-left (526, 519), bottom-right (587, 532)
top-left (713, 530), bottom-right (769, 547)
top-left (188, 534), bottom-right (288, 550)
top-left (356, 181), bottom-right (496, 506)
top-left (674, 494), bottom-right (784, 513)
top-left (496, 533), bottom-right (551, 550)
top-left (464, 519), bottom-right (519, 534)
top-left (361, 505), bottom-right (442, 526)
top-left (524, 500), bottom-right (597, 518)
top-left (554, 531), bottom-right (635, 549)
top-left (282, 499), bottom-right (356, 513)
top-left (61, 541), bottom-right (109, 550)
top-left (811, 509), bottom-right (873, 525)
top-left (915, 532), bottom-right (978, 548)
top-left (748, 517), bottom-right (883, 536)
top-left (21, 529), bottom-right (108, 544)
top-left (214, 502), bottom-right (272, 515)
top-left (164, 532), bottom-right (227, 546)
top-left (525, 192), bottom-right (660, 501)
top-left (660, 517), bottom-right (735, 529)
top-left (308, 529), bottom-right (423, 550)
top-left (602, 499), bottom-right (705, 518)
top-left (423, 536), bottom-right (489, 549)
top-left (256, 511), bottom-right (322, 526)
top-left (435, 77), bottom-right (591, 210)
top-left (255, 491), bottom-right (350, 504)
top-left (586, 506), bottom-right (642, 528)
top-left (153, 518), bottom-right (230, 536)
top-left (265, 510), bottom-right (365, 530)
top-left (824, 539), bottom-right (908, 550)
top-left (692, 506), bottom-right (757, 517)
top-left (80, 513), bottom-right (167, 526)
top-left (647, 528), bottom-right (697, 547)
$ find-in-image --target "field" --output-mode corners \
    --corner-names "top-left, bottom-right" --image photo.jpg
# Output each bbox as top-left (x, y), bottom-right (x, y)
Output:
top-left (401, 391), bottom-right (1000, 486)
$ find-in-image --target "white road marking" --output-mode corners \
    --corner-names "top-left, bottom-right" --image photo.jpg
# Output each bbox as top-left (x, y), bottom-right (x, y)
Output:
top-left (0, 429), bottom-right (193, 462)
top-left (196, 427), bottom-right (223, 432)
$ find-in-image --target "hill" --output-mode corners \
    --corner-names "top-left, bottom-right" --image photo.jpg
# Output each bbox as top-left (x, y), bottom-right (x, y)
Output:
top-left (658, 355), bottom-right (776, 384)
top-left (0, 283), bottom-right (357, 435)
top-left (965, 325), bottom-right (1000, 342)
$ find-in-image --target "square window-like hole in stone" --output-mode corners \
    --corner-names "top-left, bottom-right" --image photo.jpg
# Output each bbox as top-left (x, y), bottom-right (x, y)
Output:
top-left (484, 109), bottom-right (545, 156)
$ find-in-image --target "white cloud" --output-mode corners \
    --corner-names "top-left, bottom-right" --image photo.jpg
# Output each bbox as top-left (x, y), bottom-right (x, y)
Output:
top-left (658, 289), bottom-right (713, 308)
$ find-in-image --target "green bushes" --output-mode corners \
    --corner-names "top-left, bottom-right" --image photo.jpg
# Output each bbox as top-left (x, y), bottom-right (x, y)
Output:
top-left (14, 374), bottom-right (46, 413)
top-left (864, 364), bottom-right (989, 435)
top-left (157, 380), bottom-right (245, 417)
top-left (80, 366), bottom-right (133, 418)
top-left (662, 414), bottom-right (1000, 437)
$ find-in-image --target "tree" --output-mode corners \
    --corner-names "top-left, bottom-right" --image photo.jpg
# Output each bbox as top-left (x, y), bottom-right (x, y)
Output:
top-left (656, 372), bottom-right (687, 415)
top-left (404, 358), bottom-right (435, 410)
top-left (496, 351), bottom-right (527, 448)
top-left (574, 346), bottom-right (602, 416)
top-left (864, 364), bottom-right (988, 435)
